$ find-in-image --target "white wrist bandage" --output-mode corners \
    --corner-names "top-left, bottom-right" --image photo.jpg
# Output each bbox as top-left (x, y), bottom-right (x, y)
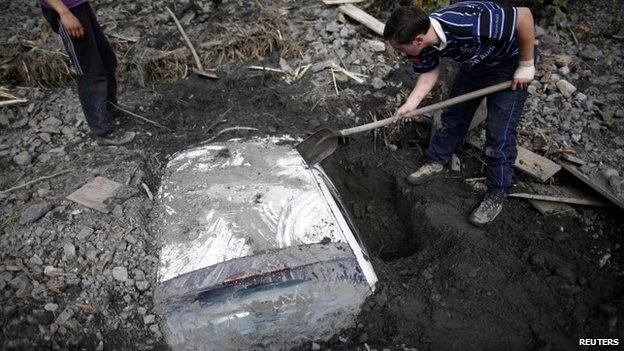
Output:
top-left (514, 60), bottom-right (535, 81)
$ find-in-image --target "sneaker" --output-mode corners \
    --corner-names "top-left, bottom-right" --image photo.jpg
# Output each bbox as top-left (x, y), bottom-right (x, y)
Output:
top-left (468, 193), bottom-right (505, 226)
top-left (100, 129), bottom-right (135, 145)
top-left (406, 162), bottom-right (445, 185)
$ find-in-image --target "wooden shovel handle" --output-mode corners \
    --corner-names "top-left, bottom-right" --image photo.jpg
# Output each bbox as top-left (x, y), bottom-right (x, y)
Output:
top-left (339, 80), bottom-right (512, 137)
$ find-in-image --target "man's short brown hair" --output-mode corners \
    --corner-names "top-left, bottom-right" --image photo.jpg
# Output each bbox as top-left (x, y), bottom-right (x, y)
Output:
top-left (383, 6), bottom-right (430, 45)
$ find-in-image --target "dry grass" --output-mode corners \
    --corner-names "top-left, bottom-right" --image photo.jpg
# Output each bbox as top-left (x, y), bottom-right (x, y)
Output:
top-left (199, 2), bottom-right (302, 66)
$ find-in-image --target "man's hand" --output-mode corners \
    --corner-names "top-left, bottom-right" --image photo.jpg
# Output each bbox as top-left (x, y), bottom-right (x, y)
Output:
top-left (395, 99), bottom-right (420, 116)
top-left (512, 59), bottom-right (534, 90)
top-left (60, 11), bottom-right (84, 38)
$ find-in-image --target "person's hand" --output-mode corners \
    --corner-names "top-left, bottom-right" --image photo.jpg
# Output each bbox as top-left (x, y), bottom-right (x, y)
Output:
top-left (395, 99), bottom-right (420, 117)
top-left (512, 59), bottom-right (535, 90)
top-left (60, 11), bottom-right (84, 38)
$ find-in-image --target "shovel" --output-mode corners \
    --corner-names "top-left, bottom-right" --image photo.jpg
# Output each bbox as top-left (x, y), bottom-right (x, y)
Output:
top-left (296, 80), bottom-right (512, 166)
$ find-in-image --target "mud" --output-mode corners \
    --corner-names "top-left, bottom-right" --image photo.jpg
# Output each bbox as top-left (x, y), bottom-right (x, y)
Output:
top-left (133, 67), bottom-right (623, 350)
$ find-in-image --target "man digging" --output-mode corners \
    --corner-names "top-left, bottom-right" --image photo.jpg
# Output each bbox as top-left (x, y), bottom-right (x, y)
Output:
top-left (40, 0), bottom-right (135, 145)
top-left (384, 1), bottom-right (535, 226)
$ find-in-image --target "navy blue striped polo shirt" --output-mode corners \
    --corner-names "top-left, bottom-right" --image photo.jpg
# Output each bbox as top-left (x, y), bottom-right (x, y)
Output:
top-left (411, 1), bottom-right (520, 73)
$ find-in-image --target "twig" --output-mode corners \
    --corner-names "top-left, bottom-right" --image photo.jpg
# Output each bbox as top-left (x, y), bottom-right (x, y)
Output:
top-left (108, 33), bottom-right (139, 43)
top-left (0, 169), bottom-right (73, 194)
top-left (331, 68), bottom-right (339, 95)
top-left (141, 182), bottom-right (154, 201)
top-left (247, 65), bottom-right (286, 73)
top-left (464, 177), bottom-right (486, 182)
top-left (0, 98), bottom-right (28, 108)
top-left (568, 27), bottom-right (579, 46)
top-left (166, 7), bottom-right (204, 71)
top-left (329, 61), bottom-right (367, 84)
top-left (110, 103), bottom-right (173, 132)
top-left (201, 126), bottom-right (259, 144)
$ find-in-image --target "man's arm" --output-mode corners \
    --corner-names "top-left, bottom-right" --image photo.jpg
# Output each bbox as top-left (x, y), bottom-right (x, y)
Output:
top-left (512, 7), bottom-right (535, 90)
top-left (396, 68), bottom-right (440, 116)
top-left (43, 0), bottom-right (84, 38)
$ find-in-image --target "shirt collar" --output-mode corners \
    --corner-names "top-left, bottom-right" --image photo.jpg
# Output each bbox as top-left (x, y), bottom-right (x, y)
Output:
top-left (430, 17), bottom-right (447, 51)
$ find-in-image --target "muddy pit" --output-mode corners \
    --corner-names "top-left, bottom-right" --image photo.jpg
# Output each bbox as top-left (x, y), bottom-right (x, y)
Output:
top-left (121, 69), bottom-right (624, 350)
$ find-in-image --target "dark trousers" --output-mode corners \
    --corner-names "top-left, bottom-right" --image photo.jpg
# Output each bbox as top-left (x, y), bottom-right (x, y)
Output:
top-left (42, 2), bottom-right (118, 136)
top-left (426, 60), bottom-right (528, 196)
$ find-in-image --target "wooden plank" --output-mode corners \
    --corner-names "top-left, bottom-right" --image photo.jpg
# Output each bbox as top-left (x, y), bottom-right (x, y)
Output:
top-left (338, 4), bottom-right (385, 36)
top-left (322, 0), bottom-right (364, 4)
top-left (559, 161), bottom-right (624, 211)
top-left (561, 153), bottom-right (586, 165)
top-left (66, 177), bottom-right (122, 213)
top-left (510, 183), bottom-right (607, 207)
top-left (467, 137), bottom-right (561, 182)
top-left (527, 199), bottom-right (577, 216)
top-left (515, 146), bottom-right (561, 182)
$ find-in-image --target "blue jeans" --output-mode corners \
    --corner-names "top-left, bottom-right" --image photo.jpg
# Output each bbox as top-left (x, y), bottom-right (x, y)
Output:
top-left (426, 60), bottom-right (528, 196)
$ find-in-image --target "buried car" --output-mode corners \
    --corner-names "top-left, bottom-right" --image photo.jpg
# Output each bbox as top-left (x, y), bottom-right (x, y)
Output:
top-left (152, 136), bottom-right (378, 350)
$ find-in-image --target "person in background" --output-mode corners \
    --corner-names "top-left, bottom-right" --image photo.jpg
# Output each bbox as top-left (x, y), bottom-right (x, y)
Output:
top-left (40, 0), bottom-right (135, 145)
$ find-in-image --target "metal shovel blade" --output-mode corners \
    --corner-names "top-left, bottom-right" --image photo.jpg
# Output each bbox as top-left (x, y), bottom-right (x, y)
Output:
top-left (296, 128), bottom-right (339, 166)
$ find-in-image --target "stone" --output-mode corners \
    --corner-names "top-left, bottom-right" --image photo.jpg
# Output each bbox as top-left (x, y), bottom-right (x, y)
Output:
top-left (13, 151), bottom-right (32, 166)
top-left (143, 314), bottom-right (156, 325)
top-left (44, 303), bottom-right (59, 312)
top-left (63, 243), bottom-right (76, 260)
top-left (112, 267), bottom-right (128, 282)
top-left (603, 168), bottom-right (619, 179)
top-left (135, 280), bottom-right (150, 292)
top-left (371, 77), bottom-right (386, 90)
top-left (534, 25), bottom-right (545, 37)
top-left (149, 324), bottom-right (160, 333)
top-left (575, 92), bottom-right (587, 102)
top-left (19, 202), bottom-right (53, 224)
top-left (367, 39), bottom-right (386, 52)
top-left (553, 54), bottom-right (573, 67)
top-left (558, 66), bottom-right (570, 75)
top-left (556, 80), bottom-right (577, 98)
top-left (55, 307), bottom-right (74, 325)
top-left (579, 45), bottom-right (602, 61)
top-left (44, 266), bottom-right (64, 277)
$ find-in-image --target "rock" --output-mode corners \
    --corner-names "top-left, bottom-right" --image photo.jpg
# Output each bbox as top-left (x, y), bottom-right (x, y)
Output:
top-left (575, 92), bottom-right (587, 102)
top-left (367, 39), bottom-right (386, 52)
top-left (312, 342), bottom-right (321, 351)
top-left (558, 66), bottom-right (570, 75)
top-left (579, 44), bottom-right (602, 61)
top-left (13, 151), bottom-right (32, 166)
top-left (44, 303), bottom-right (59, 312)
top-left (553, 54), bottom-right (573, 68)
top-left (143, 314), bottom-right (156, 325)
top-left (55, 307), bottom-right (74, 325)
top-left (33, 310), bottom-right (55, 325)
top-left (527, 85), bottom-right (537, 95)
top-left (603, 168), bottom-right (619, 179)
top-left (112, 267), bottom-right (128, 282)
top-left (19, 202), bottom-right (53, 224)
top-left (63, 243), bottom-right (76, 260)
top-left (44, 266), bottom-right (64, 277)
top-left (371, 77), bottom-right (386, 90)
top-left (556, 80), bottom-right (577, 98)
top-left (0, 113), bottom-right (9, 126)
top-left (534, 25), bottom-right (545, 37)
top-left (135, 280), bottom-right (150, 292)
top-left (451, 154), bottom-right (461, 172)
top-left (325, 21), bottom-right (340, 33)
top-left (149, 324), bottom-right (160, 333)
